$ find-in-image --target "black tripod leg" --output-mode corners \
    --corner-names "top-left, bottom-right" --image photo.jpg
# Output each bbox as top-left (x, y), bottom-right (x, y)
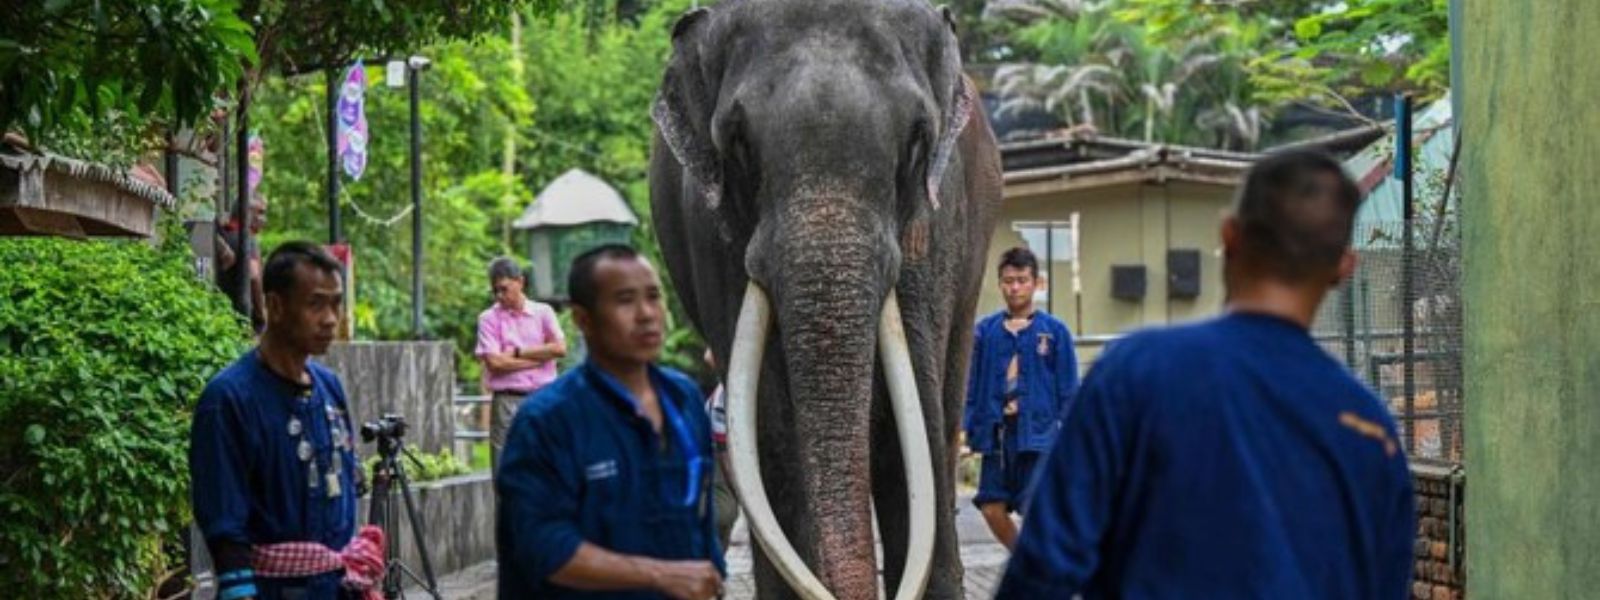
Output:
top-left (394, 463), bottom-right (441, 598)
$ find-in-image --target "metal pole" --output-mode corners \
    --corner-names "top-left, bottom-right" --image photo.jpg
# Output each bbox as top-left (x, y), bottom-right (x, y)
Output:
top-left (409, 63), bottom-right (425, 339)
top-left (1045, 223), bottom-right (1054, 316)
top-left (1342, 274), bottom-right (1357, 368)
top-left (327, 69), bottom-right (343, 244)
top-left (234, 93), bottom-right (253, 324)
top-left (1397, 94), bottom-right (1417, 454)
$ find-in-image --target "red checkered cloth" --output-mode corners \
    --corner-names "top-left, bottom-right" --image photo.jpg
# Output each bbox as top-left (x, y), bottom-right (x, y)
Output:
top-left (252, 525), bottom-right (386, 600)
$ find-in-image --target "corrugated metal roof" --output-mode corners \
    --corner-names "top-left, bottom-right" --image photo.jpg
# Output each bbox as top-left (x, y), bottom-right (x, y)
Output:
top-left (1344, 92), bottom-right (1454, 241)
top-left (512, 168), bottom-right (638, 230)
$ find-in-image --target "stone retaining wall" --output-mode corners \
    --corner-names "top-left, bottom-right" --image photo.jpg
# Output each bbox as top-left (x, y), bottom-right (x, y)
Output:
top-left (1412, 463), bottom-right (1466, 600)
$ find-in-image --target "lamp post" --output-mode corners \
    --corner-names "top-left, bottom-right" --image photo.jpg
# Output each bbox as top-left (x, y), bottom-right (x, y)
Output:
top-left (389, 56), bottom-right (431, 339)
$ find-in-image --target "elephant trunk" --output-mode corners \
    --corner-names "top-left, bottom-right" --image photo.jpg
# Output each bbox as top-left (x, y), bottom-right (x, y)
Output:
top-left (726, 197), bottom-right (936, 600)
top-left (778, 250), bottom-right (881, 600)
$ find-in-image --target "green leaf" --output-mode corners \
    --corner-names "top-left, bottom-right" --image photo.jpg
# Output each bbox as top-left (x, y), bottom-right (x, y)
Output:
top-left (25, 424), bottom-right (45, 445)
top-left (1360, 60), bottom-right (1397, 86)
top-left (1294, 17), bottom-right (1323, 41)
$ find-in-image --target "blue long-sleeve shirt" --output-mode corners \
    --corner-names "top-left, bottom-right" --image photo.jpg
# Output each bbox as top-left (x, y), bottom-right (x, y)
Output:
top-left (964, 310), bottom-right (1079, 454)
top-left (996, 313), bottom-right (1416, 599)
top-left (190, 350), bottom-right (360, 600)
top-left (497, 361), bottom-right (724, 598)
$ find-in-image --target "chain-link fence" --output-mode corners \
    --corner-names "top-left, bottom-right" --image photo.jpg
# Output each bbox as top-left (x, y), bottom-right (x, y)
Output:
top-left (1312, 220), bottom-right (1464, 465)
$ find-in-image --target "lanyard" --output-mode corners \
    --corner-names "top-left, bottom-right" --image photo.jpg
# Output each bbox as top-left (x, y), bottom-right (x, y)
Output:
top-left (586, 363), bottom-right (706, 510)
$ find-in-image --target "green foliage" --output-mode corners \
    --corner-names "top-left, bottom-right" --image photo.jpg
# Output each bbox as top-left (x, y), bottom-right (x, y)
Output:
top-left (0, 226), bottom-right (250, 596)
top-left (255, 0), bottom-right (709, 384)
top-left (254, 34), bottom-right (528, 374)
top-left (1267, 0), bottom-right (1451, 100)
top-left (991, 0), bottom-right (1272, 149)
top-left (363, 448), bottom-right (472, 483)
top-left (0, 0), bottom-right (255, 163)
top-left (249, 0), bottom-right (561, 75)
top-left (984, 0), bottom-right (1452, 148)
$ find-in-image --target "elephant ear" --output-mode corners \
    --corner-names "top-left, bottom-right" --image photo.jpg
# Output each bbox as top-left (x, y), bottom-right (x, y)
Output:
top-left (653, 7), bottom-right (723, 210)
top-left (924, 11), bottom-right (974, 212)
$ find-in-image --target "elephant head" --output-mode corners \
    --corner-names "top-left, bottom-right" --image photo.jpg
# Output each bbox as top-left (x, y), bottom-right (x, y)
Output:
top-left (652, 1), bottom-right (979, 599)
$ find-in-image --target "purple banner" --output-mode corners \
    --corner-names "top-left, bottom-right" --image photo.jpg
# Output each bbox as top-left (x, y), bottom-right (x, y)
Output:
top-left (337, 62), bottom-right (368, 180)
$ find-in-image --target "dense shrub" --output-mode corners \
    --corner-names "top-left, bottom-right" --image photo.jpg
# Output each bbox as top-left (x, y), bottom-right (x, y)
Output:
top-left (0, 231), bottom-right (248, 596)
top-left (362, 448), bottom-right (472, 484)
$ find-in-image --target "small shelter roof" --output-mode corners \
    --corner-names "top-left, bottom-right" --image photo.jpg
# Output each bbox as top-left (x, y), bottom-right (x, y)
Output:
top-left (512, 168), bottom-right (638, 230)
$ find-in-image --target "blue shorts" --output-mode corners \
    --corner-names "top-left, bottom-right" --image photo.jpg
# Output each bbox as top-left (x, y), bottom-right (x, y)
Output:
top-left (973, 450), bottom-right (1042, 515)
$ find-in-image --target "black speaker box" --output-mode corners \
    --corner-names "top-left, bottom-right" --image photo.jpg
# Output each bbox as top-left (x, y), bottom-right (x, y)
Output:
top-left (1168, 249), bottom-right (1202, 299)
top-left (1111, 265), bottom-right (1146, 301)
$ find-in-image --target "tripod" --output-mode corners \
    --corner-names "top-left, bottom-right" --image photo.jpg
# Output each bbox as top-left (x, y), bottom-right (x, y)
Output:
top-left (365, 428), bottom-right (442, 600)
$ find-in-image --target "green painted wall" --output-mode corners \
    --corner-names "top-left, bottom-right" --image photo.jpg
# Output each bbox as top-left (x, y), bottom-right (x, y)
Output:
top-left (1463, 1), bottom-right (1600, 596)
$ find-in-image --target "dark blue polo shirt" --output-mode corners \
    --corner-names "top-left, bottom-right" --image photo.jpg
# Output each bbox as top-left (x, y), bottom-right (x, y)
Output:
top-left (190, 350), bottom-right (360, 600)
top-left (997, 312), bottom-right (1415, 599)
top-left (496, 361), bottom-right (724, 598)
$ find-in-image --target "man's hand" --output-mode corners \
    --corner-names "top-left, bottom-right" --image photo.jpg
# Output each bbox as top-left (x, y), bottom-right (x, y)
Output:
top-left (646, 559), bottom-right (723, 600)
top-left (1004, 399), bottom-right (1020, 417)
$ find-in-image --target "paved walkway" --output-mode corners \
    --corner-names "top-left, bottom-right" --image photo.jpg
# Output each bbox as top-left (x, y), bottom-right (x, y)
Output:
top-left (429, 493), bottom-right (1012, 599)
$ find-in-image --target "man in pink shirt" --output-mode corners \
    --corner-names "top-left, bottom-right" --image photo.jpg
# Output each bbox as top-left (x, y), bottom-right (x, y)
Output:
top-left (476, 257), bottom-right (567, 467)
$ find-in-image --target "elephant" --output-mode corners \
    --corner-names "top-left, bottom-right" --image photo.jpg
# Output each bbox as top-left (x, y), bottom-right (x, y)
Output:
top-left (649, 1), bottom-right (1002, 598)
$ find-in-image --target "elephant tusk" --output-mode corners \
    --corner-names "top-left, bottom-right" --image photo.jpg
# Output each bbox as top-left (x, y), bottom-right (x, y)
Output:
top-left (725, 285), bottom-right (936, 600)
top-left (725, 283), bottom-right (835, 600)
top-left (879, 291), bottom-right (936, 600)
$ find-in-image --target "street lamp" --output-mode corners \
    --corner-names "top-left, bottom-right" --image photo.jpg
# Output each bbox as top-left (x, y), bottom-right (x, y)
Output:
top-left (391, 56), bottom-right (431, 339)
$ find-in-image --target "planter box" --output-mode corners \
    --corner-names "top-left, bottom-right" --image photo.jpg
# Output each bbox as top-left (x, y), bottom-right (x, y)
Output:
top-left (359, 471), bottom-right (495, 579)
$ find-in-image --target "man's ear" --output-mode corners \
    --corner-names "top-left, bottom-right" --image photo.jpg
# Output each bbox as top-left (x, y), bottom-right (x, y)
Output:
top-left (1219, 215), bottom-right (1242, 259)
top-left (571, 305), bottom-right (592, 337)
top-left (264, 292), bottom-right (285, 324)
top-left (1334, 248), bottom-right (1359, 287)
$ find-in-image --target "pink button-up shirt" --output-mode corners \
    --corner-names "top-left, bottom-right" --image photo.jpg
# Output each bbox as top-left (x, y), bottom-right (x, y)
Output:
top-left (474, 300), bottom-right (564, 393)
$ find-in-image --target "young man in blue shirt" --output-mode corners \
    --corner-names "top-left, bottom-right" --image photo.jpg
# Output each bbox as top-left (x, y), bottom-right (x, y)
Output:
top-left (496, 245), bottom-right (723, 599)
top-left (191, 241), bottom-right (377, 600)
top-left (997, 150), bottom-right (1416, 598)
top-left (964, 246), bottom-right (1079, 549)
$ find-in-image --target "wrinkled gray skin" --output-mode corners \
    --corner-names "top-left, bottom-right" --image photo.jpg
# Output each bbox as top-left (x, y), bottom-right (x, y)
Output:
top-left (650, 1), bottom-right (1001, 598)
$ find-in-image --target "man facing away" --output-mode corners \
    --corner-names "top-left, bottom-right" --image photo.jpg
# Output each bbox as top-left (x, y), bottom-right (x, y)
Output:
top-left (476, 256), bottom-right (567, 468)
top-left (964, 246), bottom-right (1079, 549)
top-left (997, 150), bottom-right (1416, 598)
top-left (497, 245), bottom-right (723, 600)
top-left (191, 241), bottom-right (381, 600)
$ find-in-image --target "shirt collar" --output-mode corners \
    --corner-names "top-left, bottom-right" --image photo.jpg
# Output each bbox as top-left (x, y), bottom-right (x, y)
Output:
top-left (580, 361), bottom-right (672, 418)
top-left (495, 301), bottom-right (537, 317)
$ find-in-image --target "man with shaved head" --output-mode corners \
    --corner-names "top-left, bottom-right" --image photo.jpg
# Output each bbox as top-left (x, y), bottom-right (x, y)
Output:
top-left (998, 150), bottom-right (1416, 598)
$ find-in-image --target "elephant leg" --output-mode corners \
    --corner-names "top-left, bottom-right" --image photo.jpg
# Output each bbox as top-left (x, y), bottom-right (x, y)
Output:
top-left (873, 382), bottom-right (965, 598)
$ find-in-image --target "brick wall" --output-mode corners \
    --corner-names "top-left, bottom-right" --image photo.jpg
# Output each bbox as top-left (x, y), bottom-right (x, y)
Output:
top-left (1412, 463), bottom-right (1466, 600)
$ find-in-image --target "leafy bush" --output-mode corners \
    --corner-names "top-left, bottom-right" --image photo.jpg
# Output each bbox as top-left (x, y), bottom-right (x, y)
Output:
top-left (363, 448), bottom-right (472, 484)
top-left (0, 231), bottom-right (249, 596)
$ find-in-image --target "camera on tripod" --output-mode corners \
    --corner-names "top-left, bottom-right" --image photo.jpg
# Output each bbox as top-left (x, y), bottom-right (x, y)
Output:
top-left (359, 411), bottom-right (441, 599)
top-left (361, 413), bottom-right (408, 444)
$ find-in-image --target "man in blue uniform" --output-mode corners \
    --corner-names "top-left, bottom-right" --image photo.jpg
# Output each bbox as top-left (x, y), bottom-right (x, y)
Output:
top-left (964, 246), bottom-right (1078, 549)
top-left (497, 245), bottom-right (723, 599)
top-left (996, 150), bottom-right (1416, 598)
top-left (191, 241), bottom-right (374, 600)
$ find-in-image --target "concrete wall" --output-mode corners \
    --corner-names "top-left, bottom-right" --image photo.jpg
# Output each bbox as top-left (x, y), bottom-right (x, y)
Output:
top-left (981, 181), bottom-right (1232, 337)
top-left (359, 473), bottom-right (495, 578)
top-left (1462, 1), bottom-right (1600, 595)
top-left (319, 341), bottom-right (457, 454)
